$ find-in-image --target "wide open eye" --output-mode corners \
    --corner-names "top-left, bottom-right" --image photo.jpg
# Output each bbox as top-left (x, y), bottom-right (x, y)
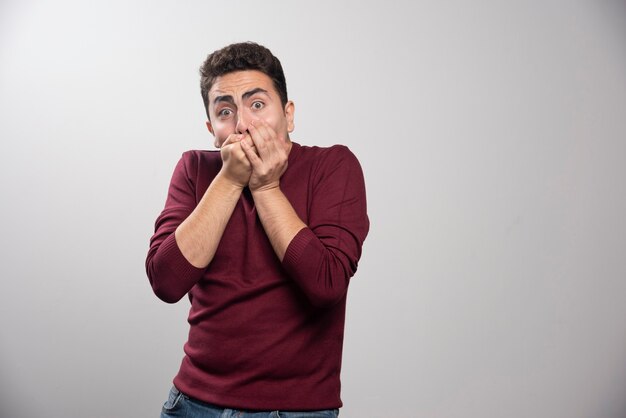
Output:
top-left (251, 101), bottom-right (264, 110)
top-left (218, 108), bottom-right (233, 118)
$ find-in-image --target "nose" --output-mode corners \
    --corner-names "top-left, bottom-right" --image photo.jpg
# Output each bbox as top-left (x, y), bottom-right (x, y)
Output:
top-left (235, 109), bottom-right (250, 134)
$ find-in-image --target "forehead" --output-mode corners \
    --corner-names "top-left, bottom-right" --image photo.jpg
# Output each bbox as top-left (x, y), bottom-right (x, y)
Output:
top-left (209, 70), bottom-right (276, 99)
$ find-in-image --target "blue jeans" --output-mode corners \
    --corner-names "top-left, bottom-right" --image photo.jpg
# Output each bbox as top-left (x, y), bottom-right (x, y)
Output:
top-left (160, 386), bottom-right (339, 418)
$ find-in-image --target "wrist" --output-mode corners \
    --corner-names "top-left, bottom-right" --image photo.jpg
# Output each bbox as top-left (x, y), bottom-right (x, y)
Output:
top-left (215, 170), bottom-right (248, 190)
top-left (250, 182), bottom-right (281, 195)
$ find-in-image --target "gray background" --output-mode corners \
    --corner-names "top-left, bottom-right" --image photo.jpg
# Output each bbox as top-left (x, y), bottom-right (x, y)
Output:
top-left (1, 1), bottom-right (625, 417)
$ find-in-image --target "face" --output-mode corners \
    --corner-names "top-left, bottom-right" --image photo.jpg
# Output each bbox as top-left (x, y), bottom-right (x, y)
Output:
top-left (206, 70), bottom-right (295, 148)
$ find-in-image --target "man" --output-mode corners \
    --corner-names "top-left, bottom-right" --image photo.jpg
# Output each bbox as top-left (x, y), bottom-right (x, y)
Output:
top-left (146, 42), bottom-right (369, 417)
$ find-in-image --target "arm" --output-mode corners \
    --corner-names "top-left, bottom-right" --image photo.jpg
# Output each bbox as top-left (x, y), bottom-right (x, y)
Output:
top-left (280, 147), bottom-right (369, 307)
top-left (174, 173), bottom-right (244, 268)
top-left (146, 136), bottom-right (251, 303)
top-left (251, 187), bottom-right (306, 261)
top-left (241, 121), bottom-right (369, 307)
top-left (175, 135), bottom-right (251, 268)
top-left (241, 119), bottom-right (304, 260)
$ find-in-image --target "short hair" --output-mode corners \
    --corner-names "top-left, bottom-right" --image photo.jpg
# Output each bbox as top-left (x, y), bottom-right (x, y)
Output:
top-left (199, 42), bottom-right (288, 120)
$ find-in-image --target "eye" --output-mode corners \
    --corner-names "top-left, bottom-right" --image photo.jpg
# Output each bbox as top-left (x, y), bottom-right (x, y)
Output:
top-left (218, 108), bottom-right (233, 118)
top-left (251, 101), bottom-right (264, 110)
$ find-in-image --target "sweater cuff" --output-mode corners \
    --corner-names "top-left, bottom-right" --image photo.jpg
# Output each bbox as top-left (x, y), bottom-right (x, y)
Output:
top-left (159, 233), bottom-right (206, 280)
top-left (283, 227), bottom-right (316, 269)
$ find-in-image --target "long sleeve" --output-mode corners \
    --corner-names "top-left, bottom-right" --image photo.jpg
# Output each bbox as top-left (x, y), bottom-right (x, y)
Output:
top-left (148, 144), bottom-right (369, 410)
top-left (146, 152), bottom-right (207, 303)
top-left (281, 145), bottom-right (369, 307)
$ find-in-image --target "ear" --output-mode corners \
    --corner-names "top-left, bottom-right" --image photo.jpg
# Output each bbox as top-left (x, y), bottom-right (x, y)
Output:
top-left (284, 101), bottom-right (295, 133)
top-left (205, 120), bottom-right (214, 135)
top-left (206, 120), bottom-right (221, 148)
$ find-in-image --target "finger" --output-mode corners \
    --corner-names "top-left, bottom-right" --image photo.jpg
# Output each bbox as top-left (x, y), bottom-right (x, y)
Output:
top-left (221, 133), bottom-right (244, 147)
top-left (251, 119), bottom-right (272, 140)
top-left (258, 119), bottom-right (278, 139)
top-left (248, 120), bottom-right (271, 157)
top-left (241, 132), bottom-right (253, 147)
top-left (256, 119), bottom-right (287, 156)
top-left (240, 138), bottom-right (263, 167)
top-left (240, 133), bottom-right (259, 156)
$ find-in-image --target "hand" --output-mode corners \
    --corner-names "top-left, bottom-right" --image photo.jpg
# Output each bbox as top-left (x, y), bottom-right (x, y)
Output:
top-left (240, 119), bottom-right (290, 192)
top-left (219, 133), bottom-right (253, 187)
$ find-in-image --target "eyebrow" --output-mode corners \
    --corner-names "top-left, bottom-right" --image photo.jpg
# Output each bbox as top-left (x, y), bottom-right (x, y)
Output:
top-left (212, 88), bottom-right (269, 106)
top-left (242, 87), bottom-right (268, 100)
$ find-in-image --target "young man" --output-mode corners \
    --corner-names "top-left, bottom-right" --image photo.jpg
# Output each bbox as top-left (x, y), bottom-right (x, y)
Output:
top-left (146, 42), bottom-right (369, 417)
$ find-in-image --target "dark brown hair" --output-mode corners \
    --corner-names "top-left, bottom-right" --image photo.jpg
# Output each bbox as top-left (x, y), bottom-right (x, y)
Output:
top-left (199, 42), bottom-right (288, 119)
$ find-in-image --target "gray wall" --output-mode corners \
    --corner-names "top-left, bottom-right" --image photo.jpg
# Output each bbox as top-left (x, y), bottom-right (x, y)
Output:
top-left (1, 1), bottom-right (625, 417)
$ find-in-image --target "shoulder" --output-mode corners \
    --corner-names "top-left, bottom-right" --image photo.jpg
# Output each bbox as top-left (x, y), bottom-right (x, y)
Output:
top-left (290, 143), bottom-right (363, 188)
top-left (180, 149), bottom-right (221, 164)
top-left (176, 149), bottom-right (222, 174)
top-left (297, 143), bottom-right (360, 167)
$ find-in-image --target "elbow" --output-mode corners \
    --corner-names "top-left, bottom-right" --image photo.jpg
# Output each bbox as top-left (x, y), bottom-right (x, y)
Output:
top-left (151, 282), bottom-right (186, 304)
top-left (146, 261), bottom-right (187, 304)
top-left (303, 267), bottom-right (351, 308)
top-left (306, 286), bottom-right (348, 308)
top-left (295, 249), bottom-right (356, 308)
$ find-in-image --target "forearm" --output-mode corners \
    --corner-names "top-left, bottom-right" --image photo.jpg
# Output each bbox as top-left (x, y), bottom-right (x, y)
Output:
top-left (175, 172), bottom-right (244, 268)
top-left (251, 186), bottom-right (306, 261)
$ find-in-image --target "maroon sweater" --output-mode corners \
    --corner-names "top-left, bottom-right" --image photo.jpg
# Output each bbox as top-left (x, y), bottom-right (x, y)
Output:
top-left (146, 142), bottom-right (369, 410)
